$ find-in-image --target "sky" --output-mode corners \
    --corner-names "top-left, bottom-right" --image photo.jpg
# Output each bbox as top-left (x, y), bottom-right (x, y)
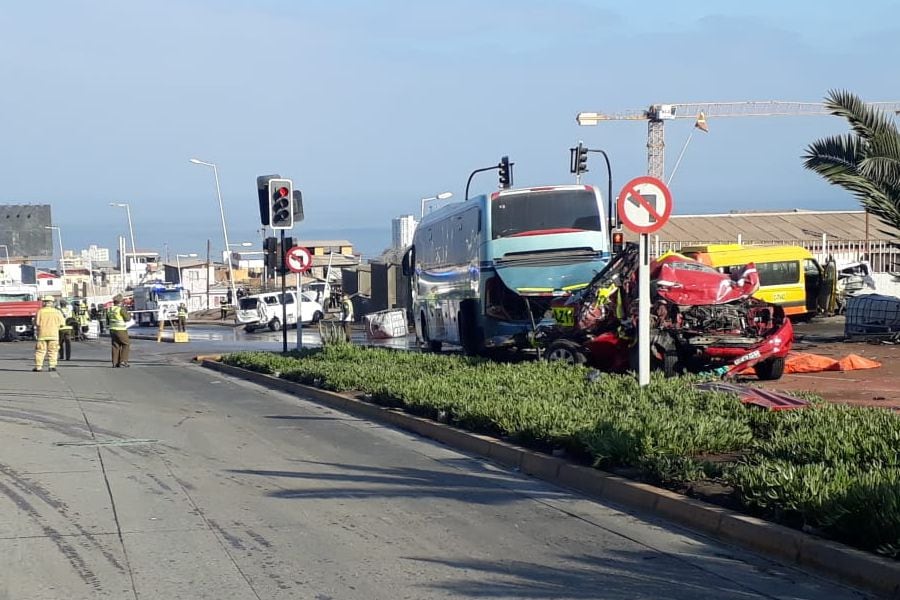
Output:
top-left (1, 0), bottom-right (898, 262)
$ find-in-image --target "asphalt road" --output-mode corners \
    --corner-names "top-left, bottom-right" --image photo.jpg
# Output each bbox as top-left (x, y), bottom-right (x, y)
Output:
top-left (0, 337), bottom-right (867, 599)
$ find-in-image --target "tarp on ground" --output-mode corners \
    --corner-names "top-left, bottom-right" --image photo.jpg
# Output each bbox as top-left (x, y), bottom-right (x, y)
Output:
top-left (784, 352), bottom-right (881, 374)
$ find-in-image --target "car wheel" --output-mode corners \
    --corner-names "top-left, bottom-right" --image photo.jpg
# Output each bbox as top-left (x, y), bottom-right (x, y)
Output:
top-left (244, 324), bottom-right (256, 333)
top-left (312, 311), bottom-right (323, 323)
top-left (268, 318), bottom-right (282, 332)
top-left (546, 340), bottom-right (587, 366)
top-left (755, 357), bottom-right (785, 381)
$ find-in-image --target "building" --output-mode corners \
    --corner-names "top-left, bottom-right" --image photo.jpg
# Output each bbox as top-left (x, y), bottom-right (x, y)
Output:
top-left (81, 245), bottom-right (110, 264)
top-left (391, 215), bottom-right (418, 250)
top-left (638, 209), bottom-right (899, 271)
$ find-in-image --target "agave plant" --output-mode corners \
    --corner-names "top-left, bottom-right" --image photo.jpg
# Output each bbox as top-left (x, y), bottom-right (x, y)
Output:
top-left (803, 89), bottom-right (900, 236)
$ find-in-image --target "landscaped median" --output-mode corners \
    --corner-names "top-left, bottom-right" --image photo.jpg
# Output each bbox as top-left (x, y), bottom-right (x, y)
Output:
top-left (208, 346), bottom-right (899, 592)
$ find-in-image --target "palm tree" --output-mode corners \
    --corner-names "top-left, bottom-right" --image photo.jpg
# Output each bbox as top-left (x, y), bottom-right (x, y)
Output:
top-left (803, 89), bottom-right (900, 237)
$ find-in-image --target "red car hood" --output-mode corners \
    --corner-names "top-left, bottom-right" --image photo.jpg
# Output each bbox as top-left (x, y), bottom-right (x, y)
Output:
top-left (651, 254), bottom-right (759, 305)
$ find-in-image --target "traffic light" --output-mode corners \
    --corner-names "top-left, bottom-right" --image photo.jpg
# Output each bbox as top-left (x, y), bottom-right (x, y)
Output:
top-left (268, 178), bottom-right (294, 229)
top-left (611, 231), bottom-right (624, 254)
top-left (257, 174), bottom-right (281, 226)
top-left (264, 237), bottom-right (278, 270)
top-left (498, 155), bottom-right (512, 189)
top-left (572, 142), bottom-right (588, 175)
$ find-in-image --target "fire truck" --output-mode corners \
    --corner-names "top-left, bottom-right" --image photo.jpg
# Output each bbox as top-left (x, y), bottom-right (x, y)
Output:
top-left (130, 282), bottom-right (189, 327)
top-left (0, 283), bottom-right (42, 341)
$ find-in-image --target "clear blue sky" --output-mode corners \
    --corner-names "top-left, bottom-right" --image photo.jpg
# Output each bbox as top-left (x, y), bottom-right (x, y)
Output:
top-left (1, 0), bottom-right (897, 260)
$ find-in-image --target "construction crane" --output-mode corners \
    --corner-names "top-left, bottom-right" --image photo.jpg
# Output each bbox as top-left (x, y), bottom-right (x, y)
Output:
top-left (576, 101), bottom-right (900, 180)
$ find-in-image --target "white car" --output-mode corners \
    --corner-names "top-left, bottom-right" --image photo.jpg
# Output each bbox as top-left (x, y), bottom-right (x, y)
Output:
top-left (236, 290), bottom-right (325, 332)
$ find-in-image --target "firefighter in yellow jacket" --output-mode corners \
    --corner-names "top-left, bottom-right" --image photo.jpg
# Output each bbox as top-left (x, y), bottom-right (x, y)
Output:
top-left (33, 296), bottom-right (65, 372)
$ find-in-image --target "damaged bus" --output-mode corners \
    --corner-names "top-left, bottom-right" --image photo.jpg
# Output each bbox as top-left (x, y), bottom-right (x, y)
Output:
top-left (402, 185), bottom-right (610, 354)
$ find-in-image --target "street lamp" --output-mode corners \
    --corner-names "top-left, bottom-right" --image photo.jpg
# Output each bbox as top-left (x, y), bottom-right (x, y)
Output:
top-left (0, 244), bottom-right (9, 264)
top-left (189, 158), bottom-right (237, 305)
top-left (420, 191), bottom-right (453, 218)
top-left (109, 203), bottom-right (137, 278)
top-left (44, 226), bottom-right (67, 291)
top-left (175, 253), bottom-right (198, 284)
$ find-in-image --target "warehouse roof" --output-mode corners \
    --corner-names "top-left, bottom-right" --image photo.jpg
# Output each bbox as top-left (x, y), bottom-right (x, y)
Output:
top-left (644, 210), bottom-right (896, 242)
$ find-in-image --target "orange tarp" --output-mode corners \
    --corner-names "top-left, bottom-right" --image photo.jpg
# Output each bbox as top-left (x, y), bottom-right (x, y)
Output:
top-left (784, 352), bottom-right (881, 374)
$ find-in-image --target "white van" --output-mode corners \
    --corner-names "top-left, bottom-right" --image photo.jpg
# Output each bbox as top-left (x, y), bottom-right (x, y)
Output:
top-left (236, 290), bottom-right (325, 332)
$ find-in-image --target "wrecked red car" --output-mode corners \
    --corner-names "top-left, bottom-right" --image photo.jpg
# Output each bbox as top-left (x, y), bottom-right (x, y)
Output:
top-left (538, 243), bottom-right (793, 379)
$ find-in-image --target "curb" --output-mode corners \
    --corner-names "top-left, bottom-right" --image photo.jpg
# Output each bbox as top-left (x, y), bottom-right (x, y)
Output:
top-left (202, 359), bottom-right (900, 599)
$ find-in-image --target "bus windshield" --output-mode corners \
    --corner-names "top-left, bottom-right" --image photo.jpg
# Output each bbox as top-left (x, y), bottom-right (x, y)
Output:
top-left (491, 189), bottom-right (601, 240)
top-left (157, 290), bottom-right (184, 302)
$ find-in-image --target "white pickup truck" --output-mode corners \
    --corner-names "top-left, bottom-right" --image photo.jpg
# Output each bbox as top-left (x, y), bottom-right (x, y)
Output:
top-left (236, 290), bottom-right (325, 332)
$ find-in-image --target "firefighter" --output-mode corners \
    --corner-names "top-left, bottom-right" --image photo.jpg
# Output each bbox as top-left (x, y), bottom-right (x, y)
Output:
top-left (177, 303), bottom-right (188, 332)
top-left (33, 296), bottom-right (64, 372)
top-left (108, 294), bottom-right (131, 368)
top-left (74, 301), bottom-right (89, 340)
top-left (57, 299), bottom-right (74, 361)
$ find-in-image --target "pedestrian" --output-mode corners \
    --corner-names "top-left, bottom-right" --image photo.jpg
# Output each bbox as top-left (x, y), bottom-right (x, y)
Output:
top-left (108, 294), bottom-right (131, 368)
top-left (57, 299), bottom-right (74, 361)
top-left (339, 293), bottom-right (354, 342)
top-left (33, 296), bottom-right (64, 372)
top-left (177, 302), bottom-right (188, 332)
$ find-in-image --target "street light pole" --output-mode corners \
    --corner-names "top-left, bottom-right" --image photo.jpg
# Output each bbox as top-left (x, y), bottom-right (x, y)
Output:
top-left (45, 226), bottom-right (67, 294)
top-left (420, 191), bottom-right (454, 218)
top-left (190, 158), bottom-right (237, 307)
top-left (175, 253), bottom-right (198, 285)
top-left (110, 203), bottom-right (137, 280)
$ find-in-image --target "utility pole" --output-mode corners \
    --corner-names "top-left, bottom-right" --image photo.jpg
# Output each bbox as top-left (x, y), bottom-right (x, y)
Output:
top-left (206, 239), bottom-right (211, 311)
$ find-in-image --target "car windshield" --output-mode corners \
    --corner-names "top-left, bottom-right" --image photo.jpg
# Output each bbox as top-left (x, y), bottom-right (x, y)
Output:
top-left (239, 297), bottom-right (258, 310)
top-left (491, 189), bottom-right (601, 239)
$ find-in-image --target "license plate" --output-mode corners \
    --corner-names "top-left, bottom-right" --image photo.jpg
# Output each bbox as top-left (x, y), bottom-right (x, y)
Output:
top-left (552, 306), bottom-right (575, 327)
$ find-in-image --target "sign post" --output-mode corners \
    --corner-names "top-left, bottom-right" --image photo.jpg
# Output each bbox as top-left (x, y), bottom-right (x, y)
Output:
top-left (616, 176), bottom-right (673, 386)
top-left (286, 245), bottom-right (313, 350)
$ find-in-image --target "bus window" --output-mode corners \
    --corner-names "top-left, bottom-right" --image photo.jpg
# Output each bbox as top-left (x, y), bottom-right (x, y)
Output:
top-left (491, 189), bottom-right (602, 239)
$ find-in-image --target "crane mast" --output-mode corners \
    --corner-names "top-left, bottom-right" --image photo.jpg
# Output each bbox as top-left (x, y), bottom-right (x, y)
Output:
top-left (577, 101), bottom-right (900, 180)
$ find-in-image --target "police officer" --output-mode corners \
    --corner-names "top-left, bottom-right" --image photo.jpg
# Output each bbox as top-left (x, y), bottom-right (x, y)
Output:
top-left (33, 296), bottom-right (64, 372)
top-left (177, 303), bottom-right (188, 332)
top-left (57, 300), bottom-right (74, 361)
top-left (108, 294), bottom-right (131, 367)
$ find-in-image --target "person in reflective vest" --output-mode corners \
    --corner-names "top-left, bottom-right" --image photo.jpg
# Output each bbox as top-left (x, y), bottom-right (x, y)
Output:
top-left (33, 296), bottom-right (64, 372)
top-left (177, 303), bottom-right (188, 332)
top-left (57, 299), bottom-right (74, 361)
top-left (108, 294), bottom-right (131, 367)
top-left (75, 301), bottom-right (89, 339)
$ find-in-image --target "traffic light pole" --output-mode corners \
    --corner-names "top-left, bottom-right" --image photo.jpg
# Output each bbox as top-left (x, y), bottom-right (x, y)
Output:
top-left (280, 229), bottom-right (288, 353)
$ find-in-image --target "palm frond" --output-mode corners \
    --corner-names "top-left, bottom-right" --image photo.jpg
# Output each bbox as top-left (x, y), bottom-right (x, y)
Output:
top-left (802, 134), bottom-right (864, 176)
top-left (858, 132), bottom-right (900, 185)
top-left (824, 89), bottom-right (898, 140)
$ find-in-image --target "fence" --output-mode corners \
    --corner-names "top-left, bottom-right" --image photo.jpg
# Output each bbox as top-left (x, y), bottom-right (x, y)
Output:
top-left (652, 238), bottom-right (900, 273)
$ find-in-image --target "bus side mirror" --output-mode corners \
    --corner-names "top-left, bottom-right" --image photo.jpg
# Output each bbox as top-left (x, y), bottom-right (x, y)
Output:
top-left (401, 246), bottom-right (414, 277)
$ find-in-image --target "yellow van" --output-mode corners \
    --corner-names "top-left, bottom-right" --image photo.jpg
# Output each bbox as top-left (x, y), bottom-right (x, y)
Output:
top-left (680, 244), bottom-right (835, 318)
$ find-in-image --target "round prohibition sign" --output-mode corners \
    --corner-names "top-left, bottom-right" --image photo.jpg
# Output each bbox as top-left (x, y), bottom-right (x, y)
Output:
top-left (616, 176), bottom-right (673, 234)
top-left (286, 246), bottom-right (313, 274)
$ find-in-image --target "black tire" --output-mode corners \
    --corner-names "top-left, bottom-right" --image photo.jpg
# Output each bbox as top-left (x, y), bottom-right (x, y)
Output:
top-left (662, 351), bottom-right (679, 377)
top-left (458, 303), bottom-right (484, 356)
top-left (545, 340), bottom-right (587, 366)
top-left (312, 311), bottom-right (324, 323)
top-left (755, 357), bottom-right (785, 381)
top-left (244, 324), bottom-right (256, 333)
top-left (429, 340), bottom-right (443, 353)
top-left (268, 318), bottom-right (282, 332)
top-left (0, 321), bottom-right (7, 341)
top-left (420, 313), bottom-right (442, 352)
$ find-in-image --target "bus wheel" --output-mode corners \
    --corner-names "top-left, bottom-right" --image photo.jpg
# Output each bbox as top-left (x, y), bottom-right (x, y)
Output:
top-left (458, 303), bottom-right (484, 356)
top-left (420, 313), bottom-right (441, 352)
top-left (546, 340), bottom-right (586, 366)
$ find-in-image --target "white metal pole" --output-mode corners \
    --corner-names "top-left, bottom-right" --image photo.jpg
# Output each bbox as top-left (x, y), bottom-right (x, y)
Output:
top-left (124, 204), bottom-right (137, 279)
top-left (296, 271), bottom-right (302, 351)
top-left (211, 164), bottom-right (237, 306)
top-left (638, 233), bottom-right (650, 386)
